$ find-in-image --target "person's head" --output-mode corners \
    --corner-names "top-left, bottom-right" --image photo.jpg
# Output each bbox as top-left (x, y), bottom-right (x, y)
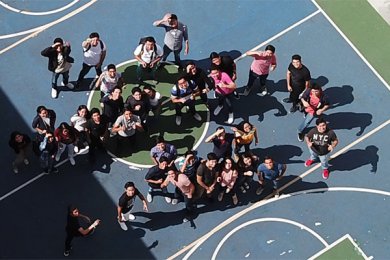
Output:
top-left (264, 45), bottom-right (276, 57)
top-left (222, 157), bottom-right (234, 170)
top-left (240, 121), bottom-right (253, 133)
top-left (123, 107), bottom-right (133, 120)
top-left (210, 52), bottom-right (221, 65)
top-left (263, 156), bottom-right (274, 170)
top-left (90, 108), bottom-right (101, 122)
top-left (184, 150), bottom-right (196, 165)
top-left (144, 36), bottom-right (156, 51)
top-left (155, 136), bottom-right (166, 151)
top-left (89, 32), bottom-right (100, 46)
top-left (58, 122), bottom-right (71, 135)
top-left (242, 151), bottom-right (254, 166)
top-left (310, 83), bottom-right (322, 97)
top-left (216, 126), bottom-right (226, 140)
top-left (53, 37), bottom-right (64, 52)
top-left (209, 64), bottom-right (221, 79)
top-left (143, 85), bottom-right (155, 98)
top-left (124, 182), bottom-right (136, 196)
top-left (177, 73), bottom-right (189, 89)
top-left (159, 156), bottom-right (169, 169)
top-left (37, 106), bottom-right (48, 118)
top-left (10, 131), bottom-right (23, 143)
top-left (291, 54), bottom-right (302, 69)
top-left (132, 87), bottom-right (142, 100)
top-left (68, 205), bottom-right (79, 217)
top-left (168, 14), bottom-right (178, 27)
top-left (167, 169), bottom-right (177, 179)
top-left (107, 64), bottom-right (117, 78)
top-left (315, 118), bottom-right (328, 133)
top-left (111, 87), bottom-right (122, 100)
top-left (206, 152), bottom-right (218, 169)
top-left (45, 131), bottom-right (55, 143)
top-left (186, 61), bottom-right (197, 75)
top-left (77, 105), bottom-right (89, 118)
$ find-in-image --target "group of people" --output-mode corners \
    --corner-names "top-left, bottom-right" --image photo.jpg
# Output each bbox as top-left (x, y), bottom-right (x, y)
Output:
top-left (7, 12), bottom-right (342, 257)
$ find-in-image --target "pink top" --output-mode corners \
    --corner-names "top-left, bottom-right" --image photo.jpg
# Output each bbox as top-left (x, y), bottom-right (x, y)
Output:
top-left (306, 93), bottom-right (320, 115)
top-left (220, 169), bottom-right (238, 188)
top-left (211, 72), bottom-right (235, 95)
top-left (169, 174), bottom-right (193, 196)
top-left (250, 52), bottom-right (277, 75)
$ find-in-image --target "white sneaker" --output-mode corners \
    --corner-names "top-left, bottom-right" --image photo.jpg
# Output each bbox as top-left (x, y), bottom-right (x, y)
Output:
top-left (260, 88), bottom-right (268, 96)
top-left (74, 146), bottom-right (79, 153)
top-left (171, 198), bottom-right (178, 205)
top-left (69, 157), bottom-right (76, 166)
top-left (146, 192), bottom-right (153, 203)
top-left (214, 105), bottom-right (223, 116)
top-left (175, 116), bottom-right (182, 126)
top-left (227, 113), bottom-right (234, 124)
top-left (217, 192), bottom-right (224, 202)
top-left (51, 88), bottom-right (58, 99)
top-left (193, 113), bottom-right (202, 122)
top-left (55, 153), bottom-right (61, 162)
top-left (12, 165), bottom-right (19, 174)
top-left (128, 214), bottom-right (136, 221)
top-left (165, 196), bottom-right (172, 204)
top-left (60, 81), bottom-right (65, 86)
top-left (23, 159), bottom-right (29, 165)
top-left (66, 83), bottom-right (74, 90)
top-left (118, 220), bottom-right (128, 231)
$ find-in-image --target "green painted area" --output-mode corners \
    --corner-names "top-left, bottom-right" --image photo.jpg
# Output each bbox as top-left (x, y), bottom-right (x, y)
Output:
top-left (90, 63), bottom-right (207, 165)
top-left (315, 238), bottom-right (365, 260)
top-left (317, 0), bottom-right (390, 85)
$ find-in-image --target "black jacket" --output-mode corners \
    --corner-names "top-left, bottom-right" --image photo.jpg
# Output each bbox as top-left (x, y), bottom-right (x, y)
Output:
top-left (41, 45), bottom-right (74, 72)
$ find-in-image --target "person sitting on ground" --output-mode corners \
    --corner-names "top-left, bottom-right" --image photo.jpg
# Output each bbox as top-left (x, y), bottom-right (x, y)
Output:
top-left (32, 105), bottom-right (57, 143)
top-left (297, 83), bottom-right (330, 142)
top-left (256, 156), bottom-right (287, 198)
top-left (209, 64), bottom-right (237, 124)
top-left (70, 105), bottom-right (90, 151)
top-left (170, 73), bottom-right (202, 126)
top-left (205, 126), bottom-right (234, 161)
top-left (143, 85), bottom-right (162, 117)
top-left (216, 157), bottom-right (239, 205)
top-left (100, 87), bottom-right (124, 127)
top-left (177, 150), bottom-right (202, 183)
top-left (54, 122), bottom-right (79, 166)
top-left (185, 61), bottom-right (213, 106)
top-left (125, 87), bottom-right (150, 131)
top-left (134, 36), bottom-right (163, 84)
top-left (95, 64), bottom-right (124, 98)
top-left (236, 151), bottom-right (259, 193)
top-left (8, 131), bottom-right (31, 174)
top-left (85, 108), bottom-right (109, 162)
top-left (195, 152), bottom-right (219, 201)
top-left (231, 120), bottom-right (259, 161)
top-left (145, 156), bottom-right (171, 203)
top-left (39, 132), bottom-right (59, 174)
top-left (150, 136), bottom-right (177, 168)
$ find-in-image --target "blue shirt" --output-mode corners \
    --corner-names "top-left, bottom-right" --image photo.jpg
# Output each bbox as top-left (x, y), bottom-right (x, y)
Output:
top-left (257, 162), bottom-right (283, 180)
top-left (170, 80), bottom-right (198, 98)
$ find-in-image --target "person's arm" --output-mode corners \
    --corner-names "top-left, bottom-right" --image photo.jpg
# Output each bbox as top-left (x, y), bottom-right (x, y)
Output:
top-left (286, 70), bottom-right (292, 92)
top-left (82, 38), bottom-right (92, 49)
top-left (270, 55), bottom-right (277, 71)
top-left (196, 174), bottom-right (208, 190)
top-left (95, 73), bottom-right (104, 89)
top-left (160, 175), bottom-right (170, 188)
top-left (78, 219), bottom-right (100, 236)
top-left (316, 104), bottom-right (329, 116)
top-left (97, 49), bottom-right (106, 68)
top-left (328, 138), bottom-right (338, 152)
top-left (205, 129), bottom-right (223, 143)
top-left (245, 50), bottom-right (261, 57)
top-left (254, 128), bottom-right (259, 145)
top-left (41, 45), bottom-right (57, 57)
top-left (137, 193), bottom-right (149, 212)
top-left (117, 205), bottom-right (124, 222)
top-left (257, 170), bottom-right (265, 185)
top-left (153, 13), bottom-right (170, 26)
top-left (276, 164), bottom-right (287, 180)
top-left (134, 45), bottom-right (148, 68)
top-left (150, 152), bottom-right (159, 165)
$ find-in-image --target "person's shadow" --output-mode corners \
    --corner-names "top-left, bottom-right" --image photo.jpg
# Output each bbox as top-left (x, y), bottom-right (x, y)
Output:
top-left (322, 112), bottom-right (372, 136)
top-left (252, 145), bottom-right (304, 164)
top-left (182, 50), bottom-right (242, 73)
top-left (280, 175), bottom-right (329, 195)
top-left (330, 145), bottom-right (379, 173)
top-left (324, 85), bottom-right (354, 109)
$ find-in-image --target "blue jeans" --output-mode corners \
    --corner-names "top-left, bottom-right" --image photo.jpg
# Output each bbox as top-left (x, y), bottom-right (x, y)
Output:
top-left (309, 149), bottom-right (329, 169)
top-left (51, 70), bottom-right (69, 89)
top-left (297, 113), bottom-right (315, 134)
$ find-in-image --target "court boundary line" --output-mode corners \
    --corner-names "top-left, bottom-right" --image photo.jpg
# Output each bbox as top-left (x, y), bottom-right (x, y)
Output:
top-left (0, 0), bottom-right (79, 16)
top-left (311, 0), bottom-right (390, 92)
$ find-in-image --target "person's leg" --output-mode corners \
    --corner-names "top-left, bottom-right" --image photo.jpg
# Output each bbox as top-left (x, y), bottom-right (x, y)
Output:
top-left (77, 63), bottom-right (92, 83)
top-left (51, 72), bottom-right (60, 88)
top-left (62, 70), bottom-right (70, 85)
top-left (297, 113), bottom-right (314, 134)
top-left (309, 148), bottom-right (319, 162)
top-left (64, 233), bottom-right (74, 254)
top-left (56, 143), bottom-right (66, 161)
top-left (136, 64), bottom-right (144, 82)
top-left (175, 103), bottom-right (184, 116)
top-left (245, 70), bottom-right (258, 92)
top-left (318, 154), bottom-right (329, 169)
top-left (161, 45), bottom-right (172, 62)
top-left (225, 93), bottom-right (234, 113)
top-left (173, 49), bottom-right (182, 67)
top-left (95, 65), bottom-right (103, 77)
top-left (259, 74), bottom-right (269, 94)
top-left (185, 100), bottom-right (196, 114)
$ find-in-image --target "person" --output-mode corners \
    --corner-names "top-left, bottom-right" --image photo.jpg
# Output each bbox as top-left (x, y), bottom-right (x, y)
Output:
top-left (209, 64), bottom-right (237, 124)
top-left (150, 136), bottom-right (177, 168)
top-left (283, 54), bottom-right (311, 113)
top-left (54, 122), bottom-right (78, 166)
top-left (111, 108), bottom-right (143, 155)
top-left (39, 132), bottom-right (59, 174)
top-left (70, 105), bottom-right (90, 152)
top-left (195, 152), bottom-right (219, 201)
top-left (125, 87), bottom-right (150, 130)
top-left (170, 73), bottom-right (202, 126)
top-left (117, 181), bottom-right (148, 231)
top-left (100, 86), bottom-right (124, 126)
top-left (231, 121), bottom-right (259, 161)
top-left (95, 64), bottom-right (124, 97)
top-left (256, 156), bottom-right (287, 198)
top-left (31, 105), bottom-right (57, 156)
top-left (243, 45), bottom-right (277, 96)
top-left (143, 85), bottom-right (162, 117)
top-left (161, 170), bottom-right (196, 222)
top-left (216, 157), bottom-right (239, 205)
top-left (8, 131), bottom-right (31, 174)
top-left (134, 36), bottom-right (163, 83)
top-left (64, 205), bottom-right (101, 257)
top-left (75, 32), bottom-right (107, 89)
top-left (41, 37), bottom-right (75, 99)
top-left (210, 52), bottom-right (237, 81)
top-left (177, 150), bottom-right (202, 183)
top-left (145, 156), bottom-right (171, 203)
top-left (85, 108), bottom-right (109, 162)
top-left (205, 126), bottom-right (234, 161)
top-left (185, 61), bottom-right (213, 105)
top-left (236, 151), bottom-right (259, 193)
top-left (153, 13), bottom-right (189, 68)
top-left (305, 118), bottom-right (338, 179)
top-left (297, 83), bottom-right (330, 142)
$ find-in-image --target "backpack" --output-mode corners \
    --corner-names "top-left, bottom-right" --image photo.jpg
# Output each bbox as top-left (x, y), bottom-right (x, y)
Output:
top-left (84, 40), bottom-right (104, 52)
top-left (138, 36), bottom-right (157, 58)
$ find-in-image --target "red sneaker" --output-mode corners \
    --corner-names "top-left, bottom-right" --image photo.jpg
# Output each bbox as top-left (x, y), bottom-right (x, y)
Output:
top-left (305, 159), bottom-right (314, 167)
top-left (322, 169), bottom-right (330, 180)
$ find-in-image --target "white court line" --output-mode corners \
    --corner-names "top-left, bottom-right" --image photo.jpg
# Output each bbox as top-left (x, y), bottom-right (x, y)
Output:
top-left (311, 0), bottom-right (390, 92)
top-left (211, 218), bottom-right (329, 260)
top-left (0, 0), bottom-right (79, 16)
top-left (0, 0), bottom-right (98, 54)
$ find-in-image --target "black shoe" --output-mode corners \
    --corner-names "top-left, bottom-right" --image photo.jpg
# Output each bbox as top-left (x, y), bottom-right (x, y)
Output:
top-left (51, 167), bottom-right (59, 174)
top-left (75, 81), bottom-right (81, 89)
top-left (64, 251), bottom-right (70, 257)
top-left (233, 91), bottom-right (240, 100)
top-left (298, 132), bottom-right (305, 142)
top-left (256, 186), bottom-right (264, 195)
top-left (282, 98), bottom-right (291, 103)
top-left (290, 105), bottom-right (298, 113)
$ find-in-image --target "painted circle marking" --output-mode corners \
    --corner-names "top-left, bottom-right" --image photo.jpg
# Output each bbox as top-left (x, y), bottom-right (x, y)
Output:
top-left (0, 0), bottom-right (79, 16)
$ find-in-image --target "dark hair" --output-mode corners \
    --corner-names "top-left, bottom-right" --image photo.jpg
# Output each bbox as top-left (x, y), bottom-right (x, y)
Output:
top-left (156, 135), bottom-right (165, 144)
top-left (222, 157), bottom-right (236, 170)
top-left (67, 205), bottom-right (78, 214)
top-left (123, 107), bottom-right (132, 113)
top-left (145, 36), bottom-right (155, 43)
top-left (124, 181), bottom-right (135, 189)
top-left (184, 150), bottom-right (196, 157)
top-left (310, 82), bottom-right (321, 90)
top-left (177, 72), bottom-right (188, 82)
top-left (316, 117), bottom-right (327, 125)
top-left (36, 105), bottom-right (47, 114)
top-left (89, 32), bottom-right (100, 38)
top-left (186, 61), bottom-right (195, 67)
top-left (159, 156), bottom-right (169, 163)
top-left (207, 152), bottom-right (218, 161)
top-left (210, 52), bottom-right (220, 60)
top-left (53, 37), bottom-right (63, 45)
top-left (292, 54), bottom-right (301, 61)
top-left (238, 120), bottom-right (253, 131)
top-left (107, 64), bottom-right (116, 71)
top-left (263, 155), bottom-right (273, 162)
top-left (90, 108), bottom-right (100, 115)
top-left (210, 64), bottom-right (220, 71)
top-left (132, 87), bottom-right (142, 95)
top-left (265, 44), bottom-right (275, 53)
top-left (112, 86), bottom-right (122, 93)
top-left (143, 85), bottom-right (153, 91)
top-left (170, 14), bottom-right (178, 20)
top-left (216, 126), bottom-right (225, 131)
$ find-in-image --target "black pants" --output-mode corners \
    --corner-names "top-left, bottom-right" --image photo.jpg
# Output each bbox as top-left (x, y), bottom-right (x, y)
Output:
top-left (216, 92), bottom-right (234, 113)
top-left (64, 231), bottom-right (81, 251)
top-left (245, 70), bottom-right (268, 90)
top-left (174, 187), bottom-right (195, 216)
top-left (289, 85), bottom-right (305, 107)
top-left (234, 142), bottom-right (251, 156)
top-left (77, 63), bottom-right (102, 82)
top-left (162, 45), bottom-right (182, 66)
top-left (175, 99), bottom-right (196, 116)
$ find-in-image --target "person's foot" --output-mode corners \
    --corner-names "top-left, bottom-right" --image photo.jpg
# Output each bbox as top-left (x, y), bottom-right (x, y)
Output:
top-left (233, 91), bottom-right (240, 99)
top-left (74, 146), bottom-right (79, 153)
top-left (175, 115), bottom-right (182, 126)
top-left (232, 194), bottom-right (238, 205)
top-left (128, 214), bottom-right (136, 221)
top-left (282, 97), bottom-right (291, 103)
top-left (51, 167), bottom-right (59, 174)
top-left (322, 169), bottom-right (330, 180)
top-left (12, 164), bottom-right (19, 174)
top-left (165, 196), bottom-right (172, 204)
top-left (66, 83), bottom-right (74, 90)
top-left (75, 80), bottom-right (81, 89)
top-left (51, 88), bottom-right (58, 99)
top-left (213, 105), bottom-right (223, 116)
top-left (146, 192), bottom-right (153, 203)
top-left (298, 132), bottom-right (305, 142)
top-left (259, 87), bottom-right (268, 96)
top-left (55, 153), bottom-right (61, 162)
top-left (256, 186), bottom-right (264, 195)
top-left (305, 159), bottom-right (314, 167)
top-left (217, 192), bottom-right (224, 202)
top-left (193, 113), bottom-right (202, 122)
top-left (171, 198), bottom-right (178, 205)
top-left (227, 113), bottom-right (234, 124)
top-left (118, 219), bottom-right (128, 231)
top-left (244, 182), bottom-right (250, 190)
top-left (63, 251), bottom-right (70, 257)
top-left (23, 158), bottom-right (29, 165)
top-left (273, 189), bottom-right (280, 198)
top-left (69, 157), bottom-right (76, 166)
top-left (290, 105), bottom-right (298, 113)
top-left (240, 186), bottom-right (246, 193)
top-left (243, 87), bottom-right (251, 96)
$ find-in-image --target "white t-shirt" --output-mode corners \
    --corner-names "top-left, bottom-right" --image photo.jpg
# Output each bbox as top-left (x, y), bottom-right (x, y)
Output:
top-left (133, 43), bottom-right (163, 64)
top-left (83, 40), bottom-right (107, 66)
top-left (70, 114), bottom-right (87, 132)
top-left (100, 71), bottom-right (122, 94)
